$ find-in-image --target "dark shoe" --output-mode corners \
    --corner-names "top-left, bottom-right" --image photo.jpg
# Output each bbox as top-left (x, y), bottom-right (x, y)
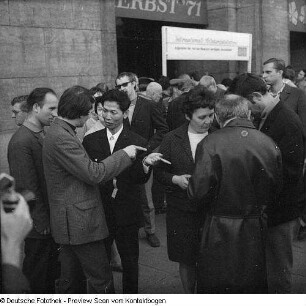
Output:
top-left (110, 263), bottom-right (123, 273)
top-left (146, 233), bottom-right (160, 247)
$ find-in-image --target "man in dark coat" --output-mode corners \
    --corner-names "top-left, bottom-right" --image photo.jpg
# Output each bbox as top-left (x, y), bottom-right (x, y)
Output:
top-left (43, 86), bottom-right (146, 293)
top-left (188, 94), bottom-right (282, 293)
top-left (115, 72), bottom-right (169, 247)
top-left (228, 73), bottom-right (305, 293)
top-left (7, 87), bottom-right (60, 293)
top-left (83, 89), bottom-right (163, 293)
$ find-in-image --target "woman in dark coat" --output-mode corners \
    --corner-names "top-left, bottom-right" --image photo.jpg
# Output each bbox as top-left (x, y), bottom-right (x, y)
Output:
top-left (154, 86), bottom-right (215, 293)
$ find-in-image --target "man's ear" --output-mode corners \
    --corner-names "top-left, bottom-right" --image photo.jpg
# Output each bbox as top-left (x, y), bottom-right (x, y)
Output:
top-left (32, 103), bottom-right (40, 113)
top-left (123, 109), bottom-right (129, 119)
top-left (215, 113), bottom-right (221, 126)
top-left (251, 92), bottom-right (263, 104)
top-left (185, 114), bottom-right (191, 121)
top-left (247, 109), bottom-right (252, 120)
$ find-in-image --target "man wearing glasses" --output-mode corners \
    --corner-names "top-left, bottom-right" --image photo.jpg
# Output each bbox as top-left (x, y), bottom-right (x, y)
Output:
top-left (115, 72), bottom-right (169, 247)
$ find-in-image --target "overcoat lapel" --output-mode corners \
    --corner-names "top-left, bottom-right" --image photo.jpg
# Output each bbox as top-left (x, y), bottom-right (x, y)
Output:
top-left (260, 102), bottom-right (282, 133)
top-left (174, 124), bottom-right (194, 164)
top-left (113, 129), bottom-right (129, 152)
top-left (280, 84), bottom-right (291, 103)
top-left (99, 129), bottom-right (111, 157)
top-left (131, 97), bottom-right (143, 124)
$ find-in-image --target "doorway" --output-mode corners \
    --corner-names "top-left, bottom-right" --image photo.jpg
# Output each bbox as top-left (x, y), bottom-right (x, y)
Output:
top-left (116, 18), bottom-right (205, 80)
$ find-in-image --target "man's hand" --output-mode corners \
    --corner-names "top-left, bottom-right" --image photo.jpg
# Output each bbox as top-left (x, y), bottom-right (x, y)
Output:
top-left (1, 194), bottom-right (33, 267)
top-left (172, 174), bottom-right (191, 190)
top-left (143, 153), bottom-right (170, 166)
top-left (123, 145), bottom-right (147, 159)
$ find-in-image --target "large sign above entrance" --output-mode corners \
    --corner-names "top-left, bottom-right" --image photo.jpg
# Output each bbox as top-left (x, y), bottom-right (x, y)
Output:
top-left (115, 0), bottom-right (207, 25)
top-left (162, 26), bottom-right (252, 75)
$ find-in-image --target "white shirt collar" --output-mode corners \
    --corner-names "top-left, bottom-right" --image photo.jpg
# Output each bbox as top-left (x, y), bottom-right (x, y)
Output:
top-left (106, 125), bottom-right (123, 153)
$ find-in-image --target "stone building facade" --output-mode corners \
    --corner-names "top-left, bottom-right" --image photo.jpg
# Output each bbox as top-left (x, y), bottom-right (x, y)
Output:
top-left (1, 0), bottom-right (305, 172)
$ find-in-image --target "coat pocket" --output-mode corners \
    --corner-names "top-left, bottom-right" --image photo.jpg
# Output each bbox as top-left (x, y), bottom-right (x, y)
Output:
top-left (67, 200), bottom-right (101, 241)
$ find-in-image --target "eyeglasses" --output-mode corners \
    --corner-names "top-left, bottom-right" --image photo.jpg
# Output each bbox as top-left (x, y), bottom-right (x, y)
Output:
top-left (115, 81), bottom-right (131, 89)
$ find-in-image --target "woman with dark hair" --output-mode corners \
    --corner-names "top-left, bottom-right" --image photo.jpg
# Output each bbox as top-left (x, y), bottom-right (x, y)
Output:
top-left (154, 86), bottom-right (216, 293)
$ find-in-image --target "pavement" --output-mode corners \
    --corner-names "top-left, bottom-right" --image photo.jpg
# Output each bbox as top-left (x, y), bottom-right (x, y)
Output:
top-left (113, 213), bottom-right (306, 294)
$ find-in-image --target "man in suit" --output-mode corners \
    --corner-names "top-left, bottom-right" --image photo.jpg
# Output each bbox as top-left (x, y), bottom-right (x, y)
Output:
top-left (115, 72), bottom-right (169, 247)
top-left (42, 85), bottom-right (146, 294)
top-left (83, 89), bottom-right (163, 293)
top-left (229, 73), bottom-right (305, 293)
top-left (263, 58), bottom-right (306, 144)
top-left (7, 87), bottom-right (60, 293)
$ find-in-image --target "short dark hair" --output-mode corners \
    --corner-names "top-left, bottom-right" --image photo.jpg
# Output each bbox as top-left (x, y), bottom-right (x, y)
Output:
top-left (158, 76), bottom-right (170, 90)
top-left (99, 89), bottom-right (131, 112)
top-left (227, 73), bottom-right (267, 100)
top-left (216, 95), bottom-right (249, 123)
top-left (263, 58), bottom-right (286, 72)
top-left (11, 95), bottom-right (29, 106)
top-left (182, 85), bottom-right (216, 119)
top-left (283, 67), bottom-right (296, 81)
top-left (58, 86), bottom-right (93, 119)
top-left (89, 86), bottom-right (103, 98)
top-left (189, 71), bottom-right (201, 82)
top-left (95, 82), bottom-right (109, 93)
top-left (26, 88), bottom-right (56, 112)
top-left (221, 78), bottom-right (233, 88)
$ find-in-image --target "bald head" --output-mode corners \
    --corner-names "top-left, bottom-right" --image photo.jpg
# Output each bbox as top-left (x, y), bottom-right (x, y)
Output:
top-left (199, 76), bottom-right (217, 93)
top-left (146, 82), bottom-right (163, 103)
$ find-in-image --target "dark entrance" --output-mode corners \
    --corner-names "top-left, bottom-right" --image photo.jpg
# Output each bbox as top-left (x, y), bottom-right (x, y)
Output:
top-left (116, 17), bottom-right (205, 80)
top-left (290, 31), bottom-right (306, 72)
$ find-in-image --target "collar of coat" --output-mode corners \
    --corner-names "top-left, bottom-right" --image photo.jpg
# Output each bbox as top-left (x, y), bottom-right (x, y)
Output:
top-left (222, 118), bottom-right (256, 129)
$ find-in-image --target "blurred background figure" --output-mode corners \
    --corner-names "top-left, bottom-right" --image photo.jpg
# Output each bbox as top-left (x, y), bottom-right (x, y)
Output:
top-left (1, 173), bottom-right (33, 294)
top-left (199, 75), bottom-right (225, 101)
top-left (138, 77), bottom-right (154, 93)
top-left (84, 95), bottom-right (105, 137)
top-left (296, 69), bottom-right (306, 87)
top-left (77, 83), bottom-right (109, 140)
top-left (166, 78), bottom-right (195, 131)
top-left (283, 66), bottom-right (297, 87)
top-left (219, 78), bottom-right (233, 91)
top-left (10, 95), bottom-right (28, 126)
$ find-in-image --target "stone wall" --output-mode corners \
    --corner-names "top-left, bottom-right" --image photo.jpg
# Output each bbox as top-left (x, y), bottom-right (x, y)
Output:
top-left (0, 0), bottom-right (117, 173)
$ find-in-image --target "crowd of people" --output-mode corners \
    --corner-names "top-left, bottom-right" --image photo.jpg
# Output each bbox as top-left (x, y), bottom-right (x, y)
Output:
top-left (1, 58), bottom-right (306, 294)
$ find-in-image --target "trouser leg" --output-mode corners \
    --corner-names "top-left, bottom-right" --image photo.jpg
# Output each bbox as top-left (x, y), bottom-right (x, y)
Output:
top-left (116, 224), bottom-right (139, 294)
top-left (143, 174), bottom-right (155, 235)
top-left (57, 245), bottom-right (86, 293)
top-left (266, 218), bottom-right (300, 293)
top-left (22, 237), bottom-right (60, 293)
top-left (73, 240), bottom-right (114, 294)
